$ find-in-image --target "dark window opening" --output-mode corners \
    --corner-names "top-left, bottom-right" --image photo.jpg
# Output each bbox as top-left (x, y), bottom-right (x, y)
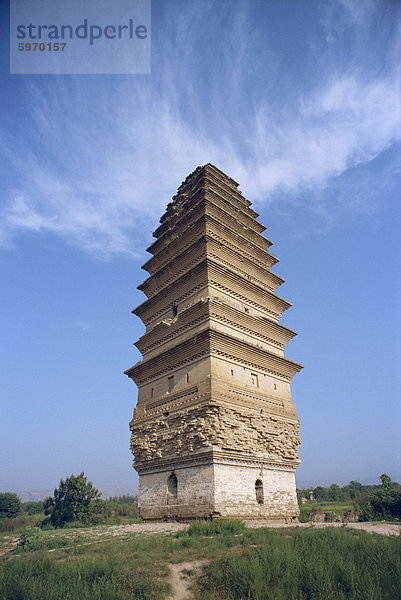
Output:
top-left (163, 411), bottom-right (169, 417)
top-left (151, 388), bottom-right (154, 398)
top-left (255, 479), bottom-right (264, 504)
top-left (172, 304), bottom-right (178, 317)
top-left (186, 373), bottom-right (190, 384)
top-left (167, 472), bottom-right (178, 504)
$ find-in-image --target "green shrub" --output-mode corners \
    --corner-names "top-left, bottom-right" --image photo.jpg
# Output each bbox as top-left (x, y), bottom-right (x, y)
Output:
top-left (17, 527), bottom-right (44, 551)
top-left (298, 510), bottom-right (310, 523)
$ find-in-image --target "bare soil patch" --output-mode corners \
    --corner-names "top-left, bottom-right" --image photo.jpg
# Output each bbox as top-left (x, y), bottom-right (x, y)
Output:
top-left (346, 522), bottom-right (400, 537)
top-left (168, 560), bottom-right (209, 600)
top-left (247, 520), bottom-right (400, 536)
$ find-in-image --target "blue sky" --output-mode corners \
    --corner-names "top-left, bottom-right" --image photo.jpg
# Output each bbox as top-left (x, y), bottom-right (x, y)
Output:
top-left (1, 0), bottom-right (400, 494)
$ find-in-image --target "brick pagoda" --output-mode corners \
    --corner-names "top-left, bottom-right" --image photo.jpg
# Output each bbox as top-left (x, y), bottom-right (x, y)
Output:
top-left (125, 163), bottom-right (303, 520)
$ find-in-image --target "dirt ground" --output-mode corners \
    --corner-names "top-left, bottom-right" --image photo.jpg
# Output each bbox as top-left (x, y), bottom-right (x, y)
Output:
top-left (103, 520), bottom-right (400, 537)
top-left (1, 520), bottom-right (399, 558)
top-left (167, 560), bottom-right (209, 600)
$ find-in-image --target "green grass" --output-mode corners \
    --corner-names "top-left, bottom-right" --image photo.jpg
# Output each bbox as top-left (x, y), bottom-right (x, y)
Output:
top-left (300, 501), bottom-right (354, 513)
top-left (195, 527), bottom-right (401, 600)
top-left (1, 536), bottom-right (171, 600)
top-left (177, 518), bottom-right (246, 537)
top-left (0, 551), bottom-right (167, 599)
top-left (1, 522), bottom-right (400, 600)
top-left (299, 500), bottom-right (356, 522)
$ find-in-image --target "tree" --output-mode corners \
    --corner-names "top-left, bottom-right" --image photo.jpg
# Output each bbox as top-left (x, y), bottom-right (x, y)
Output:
top-left (346, 481), bottom-right (363, 499)
top-left (0, 492), bottom-right (22, 519)
top-left (313, 486), bottom-right (328, 500)
top-left (360, 474), bottom-right (401, 521)
top-left (22, 501), bottom-right (44, 515)
top-left (44, 472), bottom-right (101, 527)
top-left (379, 473), bottom-right (393, 491)
top-left (328, 483), bottom-right (341, 501)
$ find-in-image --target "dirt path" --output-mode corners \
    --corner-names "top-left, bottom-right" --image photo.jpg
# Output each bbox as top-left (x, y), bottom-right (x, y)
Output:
top-left (246, 520), bottom-right (400, 536)
top-left (168, 560), bottom-right (208, 600)
top-left (346, 522), bottom-right (400, 536)
top-left (96, 522), bottom-right (188, 536)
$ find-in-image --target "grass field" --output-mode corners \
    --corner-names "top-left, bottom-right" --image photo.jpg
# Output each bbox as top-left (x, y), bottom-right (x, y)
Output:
top-left (298, 501), bottom-right (355, 522)
top-left (1, 520), bottom-right (400, 600)
top-left (300, 501), bottom-right (354, 513)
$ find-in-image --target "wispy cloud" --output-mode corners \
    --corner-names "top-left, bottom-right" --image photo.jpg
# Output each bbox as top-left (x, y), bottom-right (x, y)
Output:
top-left (0, 0), bottom-right (399, 257)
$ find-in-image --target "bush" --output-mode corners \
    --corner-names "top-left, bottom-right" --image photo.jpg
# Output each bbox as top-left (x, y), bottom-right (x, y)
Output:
top-left (44, 472), bottom-right (101, 527)
top-left (17, 527), bottom-right (44, 551)
top-left (0, 493), bottom-right (22, 519)
top-left (298, 510), bottom-right (310, 523)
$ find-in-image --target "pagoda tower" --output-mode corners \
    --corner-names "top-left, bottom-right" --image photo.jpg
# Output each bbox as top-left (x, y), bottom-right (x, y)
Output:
top-left (125, 164), bottom-right (303, 521)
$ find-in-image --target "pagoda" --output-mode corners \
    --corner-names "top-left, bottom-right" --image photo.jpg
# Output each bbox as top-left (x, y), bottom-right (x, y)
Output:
top-left (125, 164), bottom-right (303, 521)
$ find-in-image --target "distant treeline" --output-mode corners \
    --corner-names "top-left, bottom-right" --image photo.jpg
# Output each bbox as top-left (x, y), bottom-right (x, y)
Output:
top-left (0, 481), bottom-right (139, 533)
top-left (297, 480), bottom-right (383, 502)
top-left (106, 494), bottom-right (137, 504)
top-left (297, 474), bottom-right (401, 521)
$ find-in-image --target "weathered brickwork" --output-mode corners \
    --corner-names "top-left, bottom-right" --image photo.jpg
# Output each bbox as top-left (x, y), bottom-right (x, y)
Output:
top-left (125, 164), bottom-right (303, 521)
top-left (131, 403), bottom-right (300, 464)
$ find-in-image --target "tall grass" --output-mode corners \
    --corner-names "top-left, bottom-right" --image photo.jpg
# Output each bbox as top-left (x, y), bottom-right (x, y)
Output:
top-left (0, 513), bottom-right (42, 532)
top-left (0, 538), bottom-right (169, 600)
top-left (178, 518), bottom-right (246, 537)
top-left (195, 527), bottom-right (401, 600)
top-left (0, 552), bottom-right (164, 600)
top-left (1, 524), bottom-right (400, 600)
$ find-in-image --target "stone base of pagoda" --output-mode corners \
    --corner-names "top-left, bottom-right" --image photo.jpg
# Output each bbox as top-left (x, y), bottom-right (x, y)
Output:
top-left (136, 450), bottom-right (300, 522)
